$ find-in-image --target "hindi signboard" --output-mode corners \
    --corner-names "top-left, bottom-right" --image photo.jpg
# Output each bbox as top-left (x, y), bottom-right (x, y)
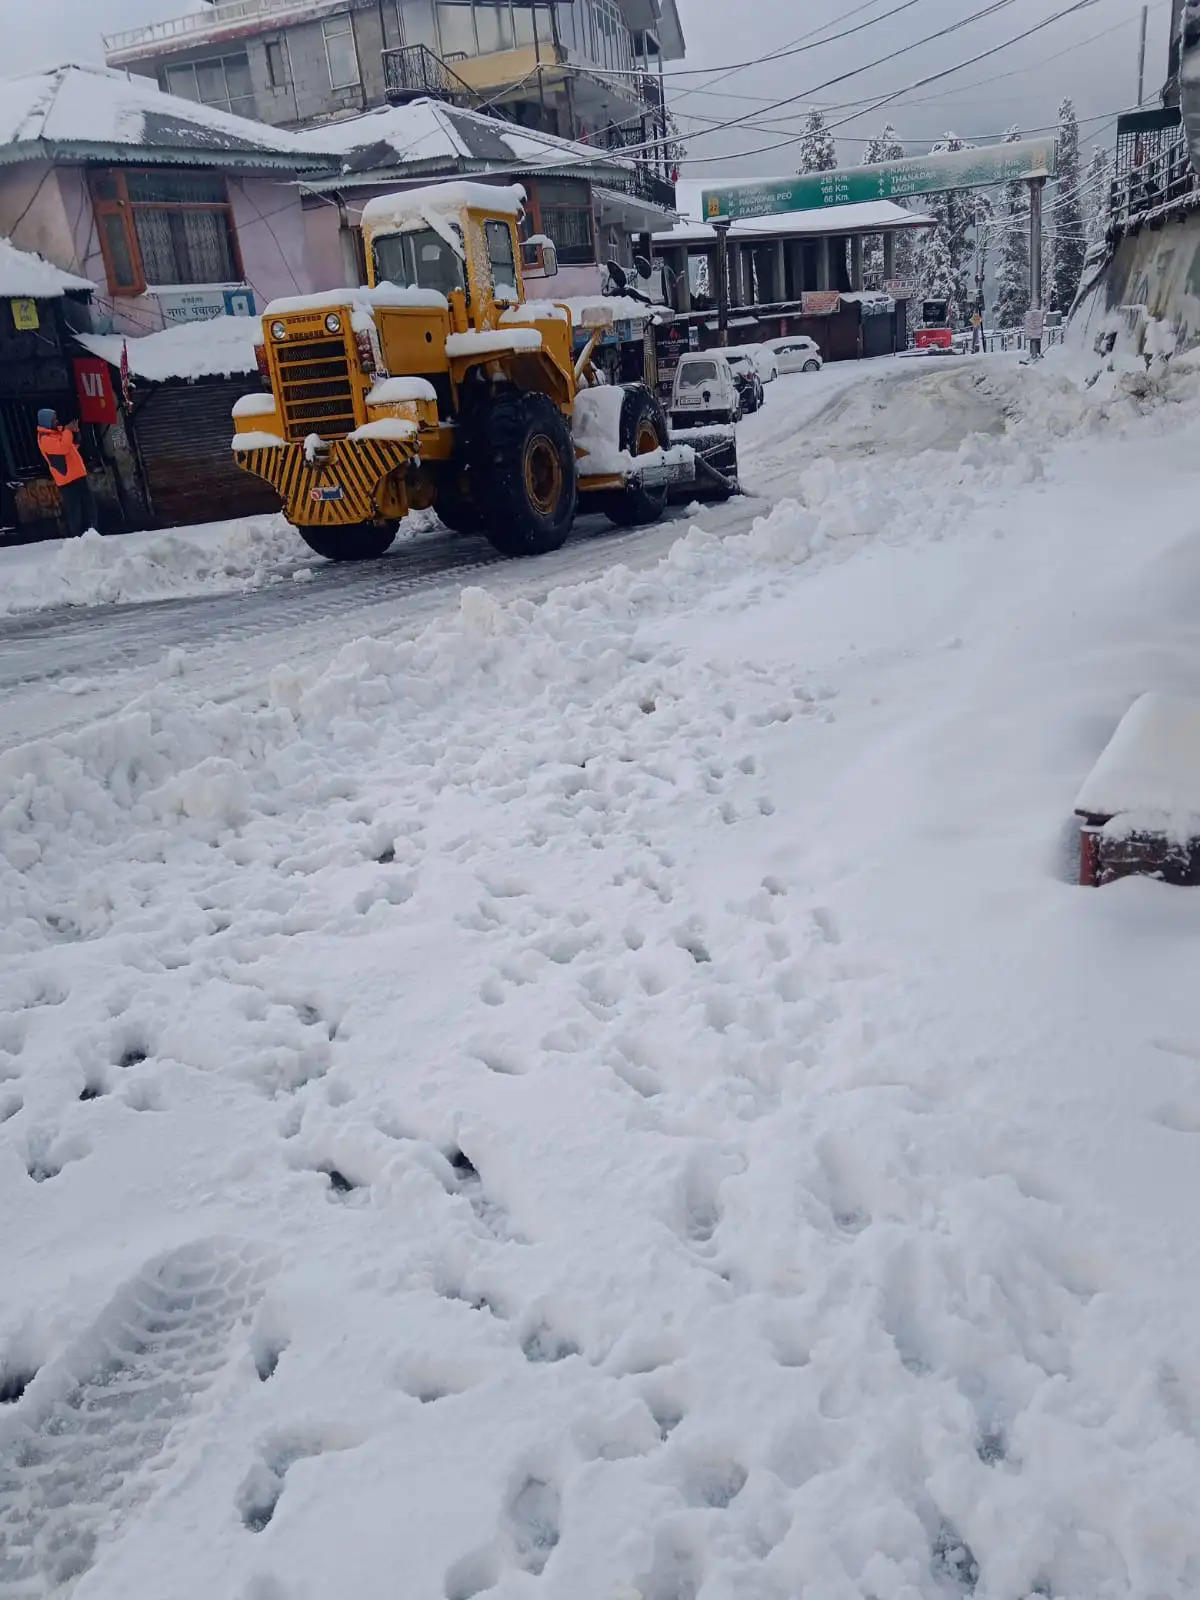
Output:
top-left (702, 138), bottom-right (1056, 224)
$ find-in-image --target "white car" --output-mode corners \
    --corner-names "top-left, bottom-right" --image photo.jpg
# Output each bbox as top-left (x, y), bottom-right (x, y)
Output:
top-left (761, 335), bottom-right (824, 375)
top-left (726, 343), bottom-right (779, 383)
top-left (669, 352), bottom-right (743, 429)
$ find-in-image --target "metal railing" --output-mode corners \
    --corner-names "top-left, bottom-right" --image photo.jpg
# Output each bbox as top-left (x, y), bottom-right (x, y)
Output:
top-left (605, 164), bottom-right (676, 211)
top-left (382, 43), bottom-right (483, 107)
top-left (1109, 132), bottom-right (1198, 233)
top-left (104, 0), bottom-right (329, 59)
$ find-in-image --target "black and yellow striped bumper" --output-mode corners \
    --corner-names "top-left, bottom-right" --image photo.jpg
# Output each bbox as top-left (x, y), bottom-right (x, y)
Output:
top-left (233, 435), bottom-right (417, 526)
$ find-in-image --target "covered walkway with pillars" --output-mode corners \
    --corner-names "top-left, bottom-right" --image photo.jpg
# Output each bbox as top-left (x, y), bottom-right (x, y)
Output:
top-left (651, 197), bottom-right (934, 314)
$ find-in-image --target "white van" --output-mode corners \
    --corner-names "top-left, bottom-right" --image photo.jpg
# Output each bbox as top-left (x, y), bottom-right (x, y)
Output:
top-left (670, 352), bottom-right (743, 429)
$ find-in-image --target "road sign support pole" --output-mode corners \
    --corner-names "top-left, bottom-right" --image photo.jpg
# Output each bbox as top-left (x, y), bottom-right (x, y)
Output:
top-left (1028, 175), bottom-right (1045, 360)
top-left (715, 220), bottom-right (730, 346)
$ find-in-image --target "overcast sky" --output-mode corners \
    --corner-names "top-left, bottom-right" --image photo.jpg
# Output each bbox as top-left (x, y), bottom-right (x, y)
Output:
top-left (5, 0), bottom-right (1161, 173)
top-left (673, 0), bottom-right (1158, 176)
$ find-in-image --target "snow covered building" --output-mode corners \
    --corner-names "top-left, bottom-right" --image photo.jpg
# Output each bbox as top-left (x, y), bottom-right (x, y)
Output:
top-left (101, 0), bottom-right (683, 189)
top-left (294, 96), bottom-right (678, 299)
top-left (0, 65), bottom-right (333, 339)
top-left (651, 181), bottom-right (934, 362)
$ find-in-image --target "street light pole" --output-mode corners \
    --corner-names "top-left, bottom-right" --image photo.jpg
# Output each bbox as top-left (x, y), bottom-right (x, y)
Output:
top-left (1028, 175), bottom-right (1045, 360)
top-left (715, 220), bottom-right (731, 346)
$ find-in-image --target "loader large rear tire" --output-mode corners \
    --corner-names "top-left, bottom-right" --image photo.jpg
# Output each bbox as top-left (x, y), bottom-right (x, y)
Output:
top-left (472, 393), bottom-right (577, 557)
top-left (598, 385), bottom-right (670, 529)
top-left (297, 521), bottom-right (397, 561)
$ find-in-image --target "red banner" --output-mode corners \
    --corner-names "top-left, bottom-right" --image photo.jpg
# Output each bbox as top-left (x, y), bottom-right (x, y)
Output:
top-left (74, 357), bottom-right (118, 425)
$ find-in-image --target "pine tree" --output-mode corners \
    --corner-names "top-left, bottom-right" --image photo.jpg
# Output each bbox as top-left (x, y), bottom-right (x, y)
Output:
top-left (916, 221), bottom-right (957, 304)
top-left (923, 133), bottom-right (976, 314)
top-left (862, 121), bottom-right (905, 166)
top-left (798, 109), bottom-right (837, 173)
top-left (1049, 97), bottom-right (1084, 313)
top-left (994, 126), bottom-right (1030, 330)
top-left (862, 123), bottom-right (909, 284)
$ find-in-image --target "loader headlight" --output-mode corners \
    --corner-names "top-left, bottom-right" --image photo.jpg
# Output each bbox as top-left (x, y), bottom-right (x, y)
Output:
top-left (270, 319), bottom-right (287, 340)
top-left (324, 312), bottom-right (342, 334)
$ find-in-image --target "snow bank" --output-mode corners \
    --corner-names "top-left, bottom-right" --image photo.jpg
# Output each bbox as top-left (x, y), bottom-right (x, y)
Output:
top-left (0, 517), bottom-right (301, 618)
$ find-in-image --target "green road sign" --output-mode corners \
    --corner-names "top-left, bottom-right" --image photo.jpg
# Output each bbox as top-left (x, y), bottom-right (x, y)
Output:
top-left (701, 137), bottom-right (1056, 223)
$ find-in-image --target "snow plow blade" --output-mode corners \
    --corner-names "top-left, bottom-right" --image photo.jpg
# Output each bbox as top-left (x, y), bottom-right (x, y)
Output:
top-left (668, 425), bottom-right (740, 502)
top-left (233, 434), bottom-right (417, 527)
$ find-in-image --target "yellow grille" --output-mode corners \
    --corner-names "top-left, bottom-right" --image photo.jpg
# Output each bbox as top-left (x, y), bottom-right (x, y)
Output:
top-left (276, 335), bottom-right (356, 442)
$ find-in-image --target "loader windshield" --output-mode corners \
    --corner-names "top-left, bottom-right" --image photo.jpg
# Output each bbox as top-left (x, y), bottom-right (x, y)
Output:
top-left (373, 227), bottom-right (465, 297)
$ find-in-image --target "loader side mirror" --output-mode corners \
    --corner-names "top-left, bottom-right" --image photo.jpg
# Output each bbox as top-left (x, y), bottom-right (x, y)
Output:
top-left (521, 237), bottom-right (558, 279)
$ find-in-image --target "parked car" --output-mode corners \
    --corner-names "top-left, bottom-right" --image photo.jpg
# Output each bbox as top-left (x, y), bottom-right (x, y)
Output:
top-left (726, 342), bottom-right (779, 382)
top-left (670, 352), bottom-right (743, 429)
top-left (724, 350), bottom-right (765, 413)
top-left (761, 335), bottom-right (824, 374)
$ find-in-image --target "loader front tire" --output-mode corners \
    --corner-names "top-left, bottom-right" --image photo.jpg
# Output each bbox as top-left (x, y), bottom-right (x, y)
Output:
top-left (473, 393), bottom-right (577, 557)
top-left (599, 385), bottom-right (670, 529)
top-left (297, 521), bottom-right (397, 561)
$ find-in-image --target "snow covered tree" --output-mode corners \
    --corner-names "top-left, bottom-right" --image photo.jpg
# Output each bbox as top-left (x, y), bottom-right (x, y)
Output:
top-left (993, 126), bottom-right (1030, 330)
top-left (920, 133), bottom-right (975, 315)
top-left (862, 121), bottom-right (905, 166)
top-left (798, 110), bottom-right (837, 173)
top-left (694, 254), bottom-right (710, 303)
top-left (1086, 146), bottom-right (1112, 244)
top-left (1049, 97), bottom-right (1085, 313)
top-left (915, 221), bottom-right (957, 306)
top-left (862, 123), bottom-right (909, 284)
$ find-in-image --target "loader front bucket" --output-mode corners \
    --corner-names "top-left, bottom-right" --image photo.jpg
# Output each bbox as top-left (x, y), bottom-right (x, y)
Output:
top-left (668, 425), bottom-right (740, 503)
top-left (233, 434), bottom-right (418, 528)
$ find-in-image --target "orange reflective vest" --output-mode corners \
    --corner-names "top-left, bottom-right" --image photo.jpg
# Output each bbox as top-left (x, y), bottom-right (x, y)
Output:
top-left (37, 424), bottom-right (87, 488)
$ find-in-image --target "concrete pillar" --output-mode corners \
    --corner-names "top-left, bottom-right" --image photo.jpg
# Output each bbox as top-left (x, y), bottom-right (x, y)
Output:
top-left (742, 245), bottom-right (756, 305)
top-left (788, 240), bottom-right (807, 297)
top-left (774, 240), bottom-right (786, 303)
top-left (814, 238), bottom-right (830, 290)
top-left (850, 234), bottom-right (864, 292)
top-left (883, 231), bottom-right (896, 281)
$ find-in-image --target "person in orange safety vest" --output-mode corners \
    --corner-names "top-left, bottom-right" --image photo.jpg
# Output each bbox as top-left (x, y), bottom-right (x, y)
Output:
top-left (37, 408), bottom-right (97, 537)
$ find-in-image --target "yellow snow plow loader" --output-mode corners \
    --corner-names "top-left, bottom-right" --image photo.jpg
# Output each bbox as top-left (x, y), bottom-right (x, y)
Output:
top-left (232, 180), bottom-right (738, 561)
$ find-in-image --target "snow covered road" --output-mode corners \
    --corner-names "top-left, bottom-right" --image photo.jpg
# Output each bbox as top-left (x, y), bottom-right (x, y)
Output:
top-left (0, 361), bottom-right (912, 754)
top-left (6, 353), bottom-right (1200, 1600)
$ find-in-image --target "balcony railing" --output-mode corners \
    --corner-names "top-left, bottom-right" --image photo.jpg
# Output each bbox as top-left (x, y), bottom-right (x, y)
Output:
top-left (104, 0), bottom-right (337, 60)
top-left (605, 164), bottom-right (676, 211)
top-left (382, 43), bottom-right (483, 108)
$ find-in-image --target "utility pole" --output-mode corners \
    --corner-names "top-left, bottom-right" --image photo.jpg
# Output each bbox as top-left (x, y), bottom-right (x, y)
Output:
top-left (1028, 175), bottom-right (1045, 360)
top-left (715, 221), bottom-right (730, 346)
top-left (1137, 3), bottom-right (1149, 106)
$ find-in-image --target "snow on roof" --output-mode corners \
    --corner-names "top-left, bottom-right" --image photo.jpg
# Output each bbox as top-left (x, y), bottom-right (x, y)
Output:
top-left (653, 175), bottom-right (934, 243)
top-left (76, 316), bottom-right (260, 381)
top-left (360, 181), bottom-right (526, 230)
top-left (653, 197), bottom-right (935, 244)
top-left (300, 97), bottom-right (634, 183)
top-left (0, 236), bottom-right (92, 297)
top-left (0, 63), bottom-right (317, 166)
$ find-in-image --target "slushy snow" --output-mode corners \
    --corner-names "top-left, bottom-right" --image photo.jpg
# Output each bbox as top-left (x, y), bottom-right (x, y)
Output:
top-left (3, 353), bottom-right (1200, 1600)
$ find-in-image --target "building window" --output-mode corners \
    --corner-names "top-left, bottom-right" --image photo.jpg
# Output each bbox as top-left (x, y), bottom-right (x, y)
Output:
top-left (533, 178), bottom-right (594, 266)
top-left (163, 52), bottom-right (255, 116)
top-left (89, 169), bottom-right (240, 296)
top-left (265, 39), bottom-right (289, 89)
top-left (323, 14), bottom-right (361, 89)
top-left (437, 1), bottom-right (552, 57)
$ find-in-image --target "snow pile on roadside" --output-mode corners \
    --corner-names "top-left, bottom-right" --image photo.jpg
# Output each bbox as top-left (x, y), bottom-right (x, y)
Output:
top-left (0, 516), bottom-right (303, 617)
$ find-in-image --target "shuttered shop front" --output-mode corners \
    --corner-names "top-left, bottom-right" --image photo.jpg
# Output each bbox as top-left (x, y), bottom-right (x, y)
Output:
top-left (132, 378), bottom-right (279, 528)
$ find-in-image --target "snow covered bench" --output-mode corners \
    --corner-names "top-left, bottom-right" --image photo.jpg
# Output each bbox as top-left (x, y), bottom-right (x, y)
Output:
top-left (1074, 692), bottom-right (1200, 886)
